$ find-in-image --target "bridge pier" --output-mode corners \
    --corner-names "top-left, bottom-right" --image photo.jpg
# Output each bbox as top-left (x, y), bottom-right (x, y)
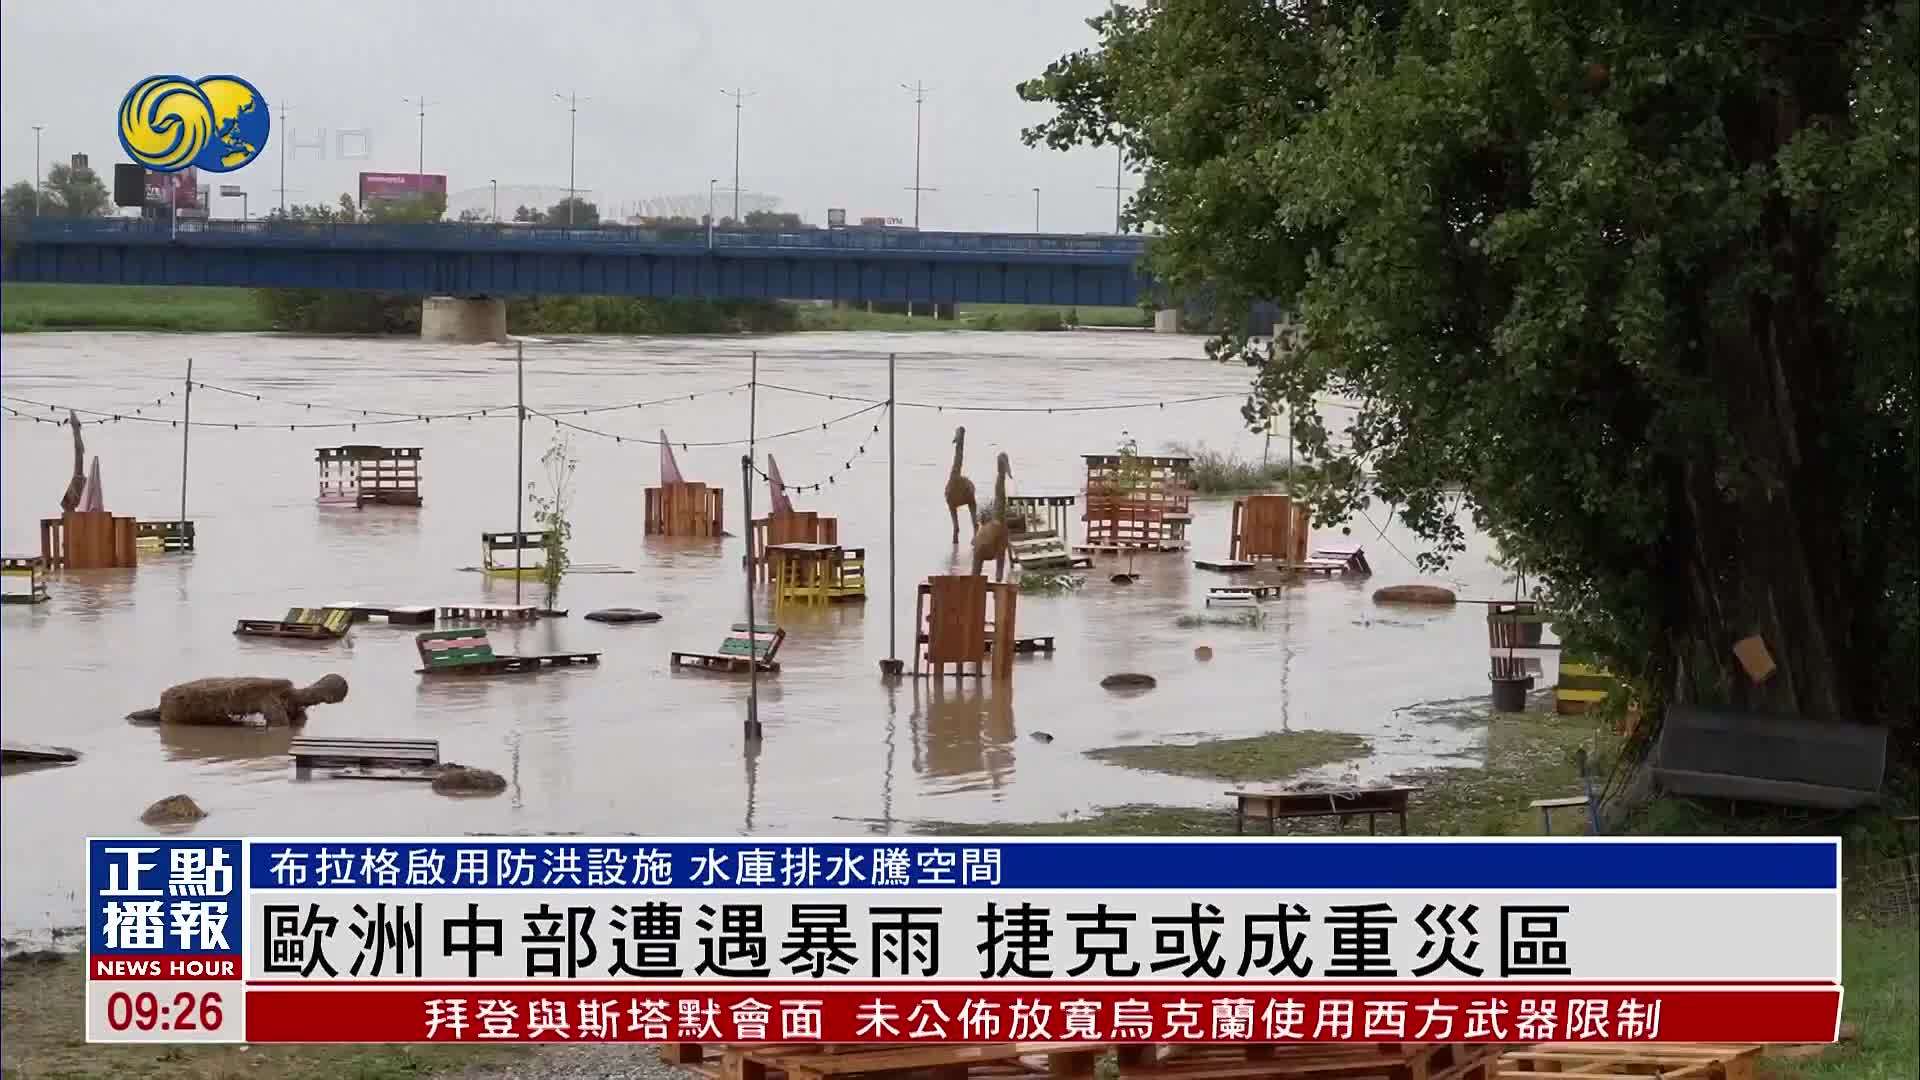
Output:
top-left (420, 296), bottom-right (508, 343)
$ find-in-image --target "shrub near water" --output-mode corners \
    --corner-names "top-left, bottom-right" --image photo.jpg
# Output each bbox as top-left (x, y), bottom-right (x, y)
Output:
top-left (1166, 442), bottom-right (1302, 494)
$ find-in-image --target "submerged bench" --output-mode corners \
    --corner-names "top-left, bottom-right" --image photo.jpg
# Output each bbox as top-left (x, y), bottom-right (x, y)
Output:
top-left (1009, 535), bottom-right (1091, 571)
top-left (415, 629), bottom-right (600, 677)
top-left (235, 607), bottom-right (353, 641)
top-left (671, 623), bottom-right (785, 674)
top-left (291, 737), bottom-right (440, 770)
top-left (1228, 786), bottom-right (1415, 835)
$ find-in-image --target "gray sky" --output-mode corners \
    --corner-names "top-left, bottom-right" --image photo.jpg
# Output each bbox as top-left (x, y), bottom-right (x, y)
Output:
top-left (2, 0), bottom-right (1135, 233)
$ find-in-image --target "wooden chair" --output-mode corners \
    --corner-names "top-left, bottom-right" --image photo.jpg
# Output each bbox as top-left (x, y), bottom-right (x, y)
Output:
top-left (415, 628), bottom-right (600, 676)
top-left (235, 607), bottom-right (354, 640)
top-left (670, 623), bottom-right (785, 673)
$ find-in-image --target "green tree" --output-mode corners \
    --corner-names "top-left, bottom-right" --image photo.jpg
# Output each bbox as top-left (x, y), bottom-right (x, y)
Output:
top-left (364, 191), bottom-right (445, 223)
top-left (3, 180), bottom-right (38, 221)
top-left (743, 209), bottom-right (806, 229)
top-left (544, 197), bottom-right (599, 226)
top-left (1020, 1), bottom-right (1919, 727)
top-left (513, 204), bottom-right (540, 223)
top-left (457, 207), bottom-right (486, 223)
top-left (40, 163), bottom-right (111, 217)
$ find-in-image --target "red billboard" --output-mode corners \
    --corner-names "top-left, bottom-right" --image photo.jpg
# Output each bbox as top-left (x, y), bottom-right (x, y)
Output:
top-left (358, 172), bottom-right (447, 205)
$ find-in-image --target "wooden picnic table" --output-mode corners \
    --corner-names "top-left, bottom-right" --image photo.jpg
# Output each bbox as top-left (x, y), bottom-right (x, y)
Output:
top-left (1227, 786), bottom-right (1415, 835)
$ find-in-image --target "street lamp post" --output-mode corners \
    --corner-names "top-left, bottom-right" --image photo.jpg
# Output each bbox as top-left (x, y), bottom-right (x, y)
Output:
top-left (31, 125), bottom-right (43, 216)
top-left (1032, 186), bottom-right (1041, 233)
top-left (490, 179), bottom-right (498, 223)
top-left (402, 96), bottom-right (430, 177)
top-left (554, 92), bottom-right (584, 226)
top-left (277, 102), bottom-right (288, 217)
top-left (901, 82), bottom-right (931, 229)
top-left (722, 88), bottom-right (754, 223)
top-left (708, 178), bottom-right (720, 248)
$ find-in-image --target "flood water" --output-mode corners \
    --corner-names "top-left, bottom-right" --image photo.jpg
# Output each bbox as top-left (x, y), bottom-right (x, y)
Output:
top-left (1, 329), bottom-right (1515, 938)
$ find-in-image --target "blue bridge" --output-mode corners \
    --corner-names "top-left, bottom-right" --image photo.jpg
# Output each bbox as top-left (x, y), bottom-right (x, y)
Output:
top-left (6, 219), bottom-right (1154, 307)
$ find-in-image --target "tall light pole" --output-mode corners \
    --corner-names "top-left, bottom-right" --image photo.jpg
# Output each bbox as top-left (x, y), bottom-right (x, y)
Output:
top-left (1032, 186), bottom-right (1041, 233)
top-left (31, 125), bottom-right (43, 216)
top-left (708, 178), bottom-right (720, 247)
top-left (490, 179), bottom-right (498, 223)
top-left (402, 95), bottom-right (430, 177)
top-left (1098, 145), bottom-right (1132, 234)
top-left (901, 82), bottom-right (932, 229)
top-left (554, 91), bottom-right (585, 226)
top-left (721, 87), bottom-right (754, 223)
top-left (276, 102), bottom-right (288, 217)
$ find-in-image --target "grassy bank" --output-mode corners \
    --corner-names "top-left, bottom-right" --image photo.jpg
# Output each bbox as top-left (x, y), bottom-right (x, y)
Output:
top-left (4, 283), bottom-right (1149, 336)
top-left (1087, 730), bottom-right (1370, 781)
top-left (0, 951), bottom-right (531, 1079)
top-left (1, 283), bottom-right (269, 332)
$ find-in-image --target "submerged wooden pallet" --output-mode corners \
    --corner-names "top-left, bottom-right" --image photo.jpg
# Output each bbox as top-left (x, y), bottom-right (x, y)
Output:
top-left (1496, 1044), bottom-right (1762, 1080)
top-left (668, 1042), bottom-right (1109, 1080)
top-left (1124, 1042), bottom-right (1502, 1080)
top-left (291, 737), bottom-right (440, 770)
top-left (328, 601), bottom-right (436, 625)
top-left (1207, 584), bottom-right (1286, 605)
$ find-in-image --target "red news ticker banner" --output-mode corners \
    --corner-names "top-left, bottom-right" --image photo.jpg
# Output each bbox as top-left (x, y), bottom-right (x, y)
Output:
top-left (243, 988), bottom-right (1842, 1044)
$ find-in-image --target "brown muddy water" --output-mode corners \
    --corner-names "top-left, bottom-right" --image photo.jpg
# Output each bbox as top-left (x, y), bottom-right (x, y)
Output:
top-left (1, 329), bottom-right (1519, 938)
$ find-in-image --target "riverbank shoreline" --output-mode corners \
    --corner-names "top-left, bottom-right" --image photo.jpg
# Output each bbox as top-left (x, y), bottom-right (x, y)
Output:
top-left (6, 700), bottom-right (1908, 1078)
top-left (1, 283), bottom-right (1151, 335)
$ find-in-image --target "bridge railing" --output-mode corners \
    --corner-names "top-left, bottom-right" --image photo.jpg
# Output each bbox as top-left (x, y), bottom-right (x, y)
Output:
top-left (24, 218), bottom-right (1150, 260)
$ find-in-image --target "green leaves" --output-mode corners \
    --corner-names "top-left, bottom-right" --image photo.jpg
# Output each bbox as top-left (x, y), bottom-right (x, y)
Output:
top-left (1022, 0), bottom-right (1918, 720)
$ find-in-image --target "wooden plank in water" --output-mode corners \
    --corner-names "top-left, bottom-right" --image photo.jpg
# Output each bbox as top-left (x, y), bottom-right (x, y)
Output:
top-left (1, 742), bottom-right (81, 764)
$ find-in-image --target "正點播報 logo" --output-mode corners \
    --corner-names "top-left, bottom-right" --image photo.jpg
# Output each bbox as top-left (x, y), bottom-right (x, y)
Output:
top-left (117, 74), bottom-right (270, 173)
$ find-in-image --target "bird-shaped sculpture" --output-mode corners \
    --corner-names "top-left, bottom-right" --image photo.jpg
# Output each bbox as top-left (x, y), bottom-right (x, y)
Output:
top-left (971, 452), bottom-right (1015, 582)
top-left (945, 426), bottom-right (977, 544)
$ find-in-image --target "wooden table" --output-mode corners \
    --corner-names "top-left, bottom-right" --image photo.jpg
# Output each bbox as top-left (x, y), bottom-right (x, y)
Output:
top-left (769, 542), bottom-right (844, 607)
top-left (1227, 786), bottom-right (1415, 835)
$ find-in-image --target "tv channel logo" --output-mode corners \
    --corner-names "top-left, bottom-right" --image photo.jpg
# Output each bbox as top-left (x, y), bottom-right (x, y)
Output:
top-left (118, 75), bottom-right (270, 174)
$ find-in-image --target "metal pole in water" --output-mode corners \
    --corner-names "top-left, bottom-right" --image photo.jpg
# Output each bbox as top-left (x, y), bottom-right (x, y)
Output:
top-left (178, 357), bottom-right (193, 526)
top-left (885, 352), bottom-right (900, 674)
top-left (744, 351), bottom-right (762, 741)
top-left (514, 342), bottom-right (525, 606)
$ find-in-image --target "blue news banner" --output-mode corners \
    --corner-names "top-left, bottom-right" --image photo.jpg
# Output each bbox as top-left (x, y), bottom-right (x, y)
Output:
top-left (84, 837), bottom-right (1844, 1045)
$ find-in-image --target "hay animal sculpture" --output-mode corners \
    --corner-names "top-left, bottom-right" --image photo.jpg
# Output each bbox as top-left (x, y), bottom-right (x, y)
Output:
top-left (971, 452), bottom-right (1015, 582)
top-left (59, 411), bottom-right (86, 513)
top-left (127, 674), bottom-right (349, 727)
top-left (945, 426), bottom-right (978, 544)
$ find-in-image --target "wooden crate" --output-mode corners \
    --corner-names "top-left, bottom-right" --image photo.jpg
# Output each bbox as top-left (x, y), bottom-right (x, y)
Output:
top-left (914, 577), bottom-right (1019, 681)
top-left (316, 446), bottom-right (423, 507)
top-left (1081, 454), bottom-right (1193, 552)
top-left (1496, 1044), bottom-right (1761, 1079)
top-left (1, 555), bottom-right (49, 605)
top-left (1230, 495), bottom-right (1309, 564)
top-left (1123, 1042), bottom-right (1503, 1080)
top-left (648, 482), bottom-right (726, 537)
top-left (670, 1042), bottom-right (1108, 1080)
top-left (135, 519), bottom-right (196, 552)
top-left (40, 512), bottom-right (137, 569)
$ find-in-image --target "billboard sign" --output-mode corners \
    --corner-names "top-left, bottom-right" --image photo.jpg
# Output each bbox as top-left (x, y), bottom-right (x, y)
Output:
top-left (145, 168), bottom-right (201, 209)
top-left (358, 172), bottom-right (447, 206)
top-left (827, 207), bottom-right (847, 228)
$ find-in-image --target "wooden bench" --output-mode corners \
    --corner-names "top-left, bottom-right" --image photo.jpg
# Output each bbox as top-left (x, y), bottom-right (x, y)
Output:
top-left (235, 607), bottom-right (353, 640)
top-left (671, 623), bottom-right (785, 674)
top-left (437, 602), bottom-right (539, 623)
top-left (1531, 795), bottom-right (1593, 835)
top-left (1228, 786), bottom-right (1415, 835)
top-left (1009, 535), bottom-right (1091, 571)
top-left (480, 530), bottom-right (546, 577)
top-left (1499, 1044), bottom-right (1762, 1080)
top-left (1206, 583), bottom-right (1285, 605)
top-left (1656, 704), bottom-right (1888, 809)
top-left (135, 519), bottom-right (196, 552)
top-left (291, 737), bottom-right (440, 770)
top-left (415, 629), bottom-right (600, 676)
top-left (1, 555), bottom-right (49, 605)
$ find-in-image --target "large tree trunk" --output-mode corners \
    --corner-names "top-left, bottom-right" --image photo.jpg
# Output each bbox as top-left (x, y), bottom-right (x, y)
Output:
top-left (1665, 86), bottom-right (1866, 724)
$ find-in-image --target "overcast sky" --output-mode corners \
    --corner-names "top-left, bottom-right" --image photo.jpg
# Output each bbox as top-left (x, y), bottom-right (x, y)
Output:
top-left (1, 0), bottom-right (1135, 232)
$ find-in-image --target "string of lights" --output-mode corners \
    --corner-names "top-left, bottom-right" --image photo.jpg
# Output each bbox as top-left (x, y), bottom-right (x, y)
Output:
top-left (754, 382), bottom-right (1246, 414)
top-left (523, 400), bottom-right (888, 449)
top-left (750, 413), bottom-right (887, 494)
top-left (0, 395), bottom-right (495, 431)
